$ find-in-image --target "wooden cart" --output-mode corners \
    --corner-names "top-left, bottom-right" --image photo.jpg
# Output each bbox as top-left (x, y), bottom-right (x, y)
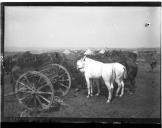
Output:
top-left (4, 52), bottom-right (71, 111)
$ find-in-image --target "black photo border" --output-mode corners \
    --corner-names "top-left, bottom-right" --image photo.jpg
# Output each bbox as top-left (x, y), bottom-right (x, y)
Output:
top-left (1, 2), bottom-right (161, 125)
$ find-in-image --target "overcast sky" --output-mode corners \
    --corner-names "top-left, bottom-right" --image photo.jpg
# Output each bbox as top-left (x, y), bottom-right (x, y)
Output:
top-left (4, 6), bottom-right (161, 51)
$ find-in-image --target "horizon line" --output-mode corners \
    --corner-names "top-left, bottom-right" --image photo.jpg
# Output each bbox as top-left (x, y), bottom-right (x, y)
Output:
top-left (4, 46), bottom-right (160, 52)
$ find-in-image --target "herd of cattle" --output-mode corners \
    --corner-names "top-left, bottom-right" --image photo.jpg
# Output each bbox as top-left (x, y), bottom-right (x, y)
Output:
top-left (3, 49), bottom-right (158, 99)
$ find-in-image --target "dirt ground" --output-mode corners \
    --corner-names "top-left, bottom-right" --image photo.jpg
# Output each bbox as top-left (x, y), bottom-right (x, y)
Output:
top-left (3, 60), bottom-right (161, 120)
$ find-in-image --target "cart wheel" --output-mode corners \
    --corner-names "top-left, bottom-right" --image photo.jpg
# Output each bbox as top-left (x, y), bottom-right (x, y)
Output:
top-left (40, 64), bottom-right (71, 96)
top-left (15, 71), bottom-right (54, 111)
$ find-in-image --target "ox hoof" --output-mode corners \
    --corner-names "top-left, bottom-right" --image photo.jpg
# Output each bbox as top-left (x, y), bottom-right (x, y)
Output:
top-left (128, 91), bottom-right (135, 95)
top-left (106, 100), bottom-right (111, 103)
top-left (95, 93), bottom-right (100, 96)
top-left (129, 92), bottom-right (134, 95)
top-left (87, 95), bottom-right (90, 98)
top-left (115, 94), bottom-right (119, 97)
top-left (119, 94), bottom-right (123, 97)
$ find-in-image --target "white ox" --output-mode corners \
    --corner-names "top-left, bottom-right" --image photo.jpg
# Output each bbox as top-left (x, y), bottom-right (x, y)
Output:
top-left (84, 49), bottom-right (94, 56)
top-left (76, 56), bottom-right (127, 103)
top-left (99, 49), bottom-right (106, 54)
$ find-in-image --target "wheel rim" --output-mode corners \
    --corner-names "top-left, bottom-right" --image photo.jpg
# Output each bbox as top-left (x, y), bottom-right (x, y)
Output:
top-left (15, 71), bottom-right (54, 111)
top-left (40, 64), bottom-right (71, 96)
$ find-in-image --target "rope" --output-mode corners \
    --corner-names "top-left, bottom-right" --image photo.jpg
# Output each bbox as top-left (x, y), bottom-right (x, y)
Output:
top-left (53, 96), bottom-right (70, 107)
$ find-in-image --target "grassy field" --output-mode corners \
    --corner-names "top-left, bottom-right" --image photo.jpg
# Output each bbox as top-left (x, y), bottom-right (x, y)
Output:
top-left (2, 50), bottom-right (161, 121)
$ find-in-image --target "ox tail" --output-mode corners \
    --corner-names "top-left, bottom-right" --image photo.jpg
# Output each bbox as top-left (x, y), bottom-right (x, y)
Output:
top-left (112, 65), bottom-right (116, 81)
top-left (123, 67), bottom-right (127, 79)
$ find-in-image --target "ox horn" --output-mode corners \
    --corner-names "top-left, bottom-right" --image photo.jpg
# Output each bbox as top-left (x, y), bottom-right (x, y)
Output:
top-left (83, 55), bottom-right (86, 60)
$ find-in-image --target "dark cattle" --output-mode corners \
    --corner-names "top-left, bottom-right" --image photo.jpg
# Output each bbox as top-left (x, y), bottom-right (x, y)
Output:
top-left (3, 56), bottom-right (14, 74)
top-left (109, 51), bottom-right (138, 94)
top-left (150, 59), bottom-right (157, 72)
top-left (113, 58), bottom-right (137, 94)
top-left (8, 51), bottom-right (69, 85)
top-left (124, 60), bottom-right (138, 94)
top-left (17, 51), bottom-right (39, 69)
top-left (3, 56), bottom-right (11, 74)
top-left (10, 65), bottom-right (22, 92)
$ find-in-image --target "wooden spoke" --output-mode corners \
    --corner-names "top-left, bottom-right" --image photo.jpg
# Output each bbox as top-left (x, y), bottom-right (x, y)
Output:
top-left (37, 91), bottom-right (53, 95)
top-left (50, 74), bottom-right (58, 79)
top-left (58, 68), bottom-right (64, 74)
top-left (18, 81), bottom-right (26, 86)
top-left (15, 87), bottom-right (27, 92)
top-left (53, 66), bottom-right (59, 73)
top-left (38, 95), bottom-right (51, 104)
top-left (39, 67), bottom-right (52, 72)
top-left (23, 76), bottom-right (32, 87)
top-left (35, 95), bottom-right (44, 108)
top-left (59, 83), bottom-right (69, 89)
top-left (25, 95), bottom-right (34, 107)
top-left (46, 73), bottom-right (58, 78)
top-left (37, 83), bottom-right (51, 91)
top-left (58, 79), bottom-right (69, 82)
top-left (37, 76), bottom-right (42, 84)
top-left (19, 93), bottom-right (31, 102)
top-left (16, 89), bottom-right (33, 94)
top-left (36, 95), bottom-right (49, 109)
top-left (58, 72), bottom-right (66, 78)
top-left (18, 82), bottom-right (32, 90)
top-left (34, 96), bottom-right (37, 108)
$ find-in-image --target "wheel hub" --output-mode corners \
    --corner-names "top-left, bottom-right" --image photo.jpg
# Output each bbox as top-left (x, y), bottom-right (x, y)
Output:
top-left (30, 83), bottom-right (37, 94)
